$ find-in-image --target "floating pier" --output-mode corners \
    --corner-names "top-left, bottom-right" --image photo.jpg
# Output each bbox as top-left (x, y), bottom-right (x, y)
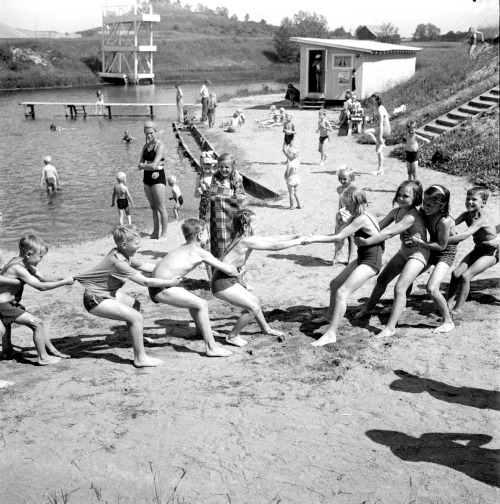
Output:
top-left (19, 102), bottom-right (196, 119)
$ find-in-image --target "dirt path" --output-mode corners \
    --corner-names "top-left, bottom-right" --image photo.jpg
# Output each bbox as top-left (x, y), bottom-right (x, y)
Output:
top-left (1, 100), bottom-right (499, 504)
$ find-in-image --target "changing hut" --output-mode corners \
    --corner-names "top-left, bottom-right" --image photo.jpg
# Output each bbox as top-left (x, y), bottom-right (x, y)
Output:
top-left (289, 37), bottom-right (422, 107)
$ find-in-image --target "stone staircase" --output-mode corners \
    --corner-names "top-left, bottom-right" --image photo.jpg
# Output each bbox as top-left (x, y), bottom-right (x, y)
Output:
top-left (301, 93), bottom-right (325, 110)
top-left (415, 85), bottom-right (499, 140)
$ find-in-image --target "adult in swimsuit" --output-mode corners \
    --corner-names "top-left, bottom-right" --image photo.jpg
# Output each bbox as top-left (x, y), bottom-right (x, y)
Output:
top-left (466, 27), bottom-right (484, 60)
top-left (363, 93), bottom-right (391, 176)
top-left (138, 121), bottom-right (169, 240)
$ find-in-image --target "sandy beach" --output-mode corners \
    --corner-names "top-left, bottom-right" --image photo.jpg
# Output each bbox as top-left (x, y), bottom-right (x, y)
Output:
top-left (1, 96), bottom-right (499, 503)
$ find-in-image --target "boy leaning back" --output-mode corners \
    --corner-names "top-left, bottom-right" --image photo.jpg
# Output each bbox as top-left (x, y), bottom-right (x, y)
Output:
top-left (149, 219), bottom-right (238, 357)
top-left (0, 235), bottom-right (74, 365)
top-left (446, 186), bottom-right (498, 315)
top-left (74, 226), bottom-right (182, 368)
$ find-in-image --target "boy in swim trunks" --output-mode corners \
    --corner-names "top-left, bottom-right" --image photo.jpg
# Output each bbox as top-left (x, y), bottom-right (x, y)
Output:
top-left (40, 156), bottom-right (61, 195)
top-left (316, 109), bottom-right (333, 166)
top-left (167, 175), bottom-right (183, 220)
top-left (446, 187), bottom-right (499, 315)
top-left (282, 113), bottom-right (296, 158)
top-left (0, 234), bottom-right (74, 364)
top-left (112, 172), bottom-right (135, 225)
top-left (149, 219), bottom-right (238, 357)
top-left (402, 120), bottom-right (430, 181)
top-left (74, 226), bottom-right (182, 368)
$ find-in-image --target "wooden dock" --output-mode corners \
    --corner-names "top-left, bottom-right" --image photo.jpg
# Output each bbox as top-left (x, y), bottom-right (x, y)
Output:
top-left (19, 102), bottom-right (197, 119)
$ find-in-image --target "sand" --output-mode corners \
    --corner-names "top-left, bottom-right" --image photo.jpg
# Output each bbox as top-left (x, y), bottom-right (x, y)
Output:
top-left (1, 97), bottom-right (499, 503)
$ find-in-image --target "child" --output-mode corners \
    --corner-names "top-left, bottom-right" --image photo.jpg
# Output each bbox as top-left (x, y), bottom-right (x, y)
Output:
top-left (446, 186), bottom-right (498, 315)
top-left (195, 155), bottom-right (217, 221)
top-left (0, 235), bottom-right (74, 365)
top-left (333, 166), bottom-right (356, 265)
top-left (207, 92), bottom-right (217, 128)
top-left (40, 156), bottom-right (61, 194)
top-left (122, 130), bottom-right (136, 143)
top-left (167, 175), bottom-right (183, 220)
top-left (223, 112), bottom-right (241, 133)
top-left (256, 105), bottom-right (278, 127)
top-left (74, 226), bottom-right (183, 368)
top-left (95, 89), bottom-right (104, 115)
top-left (149, 219), bottom-right (239, 357)
top-left (355, 180), bottom-right (429, 338)
top-left (111, 172), bottom-right (135, 226)
top-left (282, 113), bottom-right (296, 156)
top-left (211, 209), bottom-right (303, 347)
top-left (262, 107), bottom-right (285, 129)
top-left (303, 186), bottom-right (384, 346)
top-left (410, 185), bottom-right (457, 333)
top-left (347, 94), bottom-right (364, 136)
top-left (317, 109), bottom-right (333, 166)
top-left (283, 146), bottom-right (301, 210)
top-left (403, 121), bottom-right (431, 180)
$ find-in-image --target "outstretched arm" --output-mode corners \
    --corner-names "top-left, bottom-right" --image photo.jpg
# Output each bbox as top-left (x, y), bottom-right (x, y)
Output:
top-left (356, 211), bottom-right (413, 246)
top-left (199, 250), bottom-right (239, 276)
top-left (303, 216), bottom-right (365, 244)
top-left (412, 217), bottom-right (452, 251)
top-left (0, 275), bottom-right (21, 286)
top-left (14, 265), bottom-right (73, 291)
top-left (245, 236), bottom-right (303, 251)
top-left (129, 272), bottom-right (183, 288)
top-left (448, 216), bottom-right (485, 245)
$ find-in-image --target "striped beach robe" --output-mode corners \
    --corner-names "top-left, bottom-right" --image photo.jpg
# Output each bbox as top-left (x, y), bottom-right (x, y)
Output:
top-left (208, 171), bottom-right (246, 259)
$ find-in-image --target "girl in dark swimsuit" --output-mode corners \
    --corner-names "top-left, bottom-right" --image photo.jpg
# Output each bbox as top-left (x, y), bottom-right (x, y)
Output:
top-left (138, 121), bottom-right (168, 240)
top-left (303, 186), bottom-right (383, 346)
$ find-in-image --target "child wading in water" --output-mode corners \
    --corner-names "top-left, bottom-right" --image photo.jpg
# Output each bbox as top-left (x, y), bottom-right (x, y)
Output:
top-left (112, 172), bottom-right (135, 225)
top-left (446, 186), bottom-right (498, 315)
top-left (333, 166), bottom-right (356, 265)
top-left (317, 109), bottom-right (333, 166)
top-left (303, 186), bottom-right (384, 346)
top-left (403, 121), bottom-right (430, 180)
top-left (40, 156), bottom-right (62, 195)
top-left (211, 209), bottom-right (303, 347)
top-left (0, 235), bottom-right (74, 365)
top-left (355, 180), bottom-right (429, 338)
top-left (410, 185), bottom-right (457, 333)
top-left (283, 146), bottom-right (301, 210)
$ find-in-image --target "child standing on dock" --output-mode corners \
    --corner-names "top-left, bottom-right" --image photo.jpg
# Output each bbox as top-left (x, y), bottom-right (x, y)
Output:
top-left (111, 172), bottom-right (135, 226)
top-left (40, 156), bottom-right (61, 195)
top-left (167, 175), bottom-right (184, 220)
top-left (207, 92), bottom-right (217, 128)
top-left (403, 121), bottom-right (430, 181)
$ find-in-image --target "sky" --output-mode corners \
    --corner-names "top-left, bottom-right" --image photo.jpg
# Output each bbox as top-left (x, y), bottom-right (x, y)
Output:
top-left (3, 0), bottom-right (499, 36)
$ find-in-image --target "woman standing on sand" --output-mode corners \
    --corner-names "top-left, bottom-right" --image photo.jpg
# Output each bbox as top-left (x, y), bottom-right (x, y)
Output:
top-left (175, 82), bottom-right (184, 123)
top-left (138, 121), bottom-right (169, 240)
top-left (363, 93), bottom-right (391, 176)
top-left (208, 153), bottom-right (246, 259)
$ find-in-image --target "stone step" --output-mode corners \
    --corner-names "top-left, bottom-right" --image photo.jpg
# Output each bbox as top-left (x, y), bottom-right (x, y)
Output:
top-left (448, 110), bottom-right (472, 121)
top-left (458, 105), bottom-right (482, 115)
top-left (468, 100), bottom-right (492, 109)
top-left (425, 123), bottom-right (449, 134)
top-left (414, 128), bottom-right (439, 141)
top-left (436, 117), bottom-right (460, 127)
top-left (479, 94), bottom-right (499, 103)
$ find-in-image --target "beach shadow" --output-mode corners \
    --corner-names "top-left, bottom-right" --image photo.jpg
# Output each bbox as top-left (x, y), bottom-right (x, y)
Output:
top-left (138, 249), bottom-right (166, 260)
top-left (363, 187), bottom-right (395, 193)
top-left (250, 202), bottom-right (289, 210)
top-left (390, 370), bottom-right (500, 411)
top-left (310, 169), bottom-right (337, 175)
top-left (266, 253), bottom-right (331, 267)
top-left (366, 430), bottom-right (500, 487)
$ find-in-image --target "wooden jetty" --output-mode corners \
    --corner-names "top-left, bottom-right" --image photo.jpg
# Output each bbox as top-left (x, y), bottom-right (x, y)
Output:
top-left (172, 122), bottom-right (280, 200)
top-left (19, 102), bottom-right (196, 119)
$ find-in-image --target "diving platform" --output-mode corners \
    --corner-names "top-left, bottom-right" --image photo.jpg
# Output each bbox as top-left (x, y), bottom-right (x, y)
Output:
top-left (19, 102), bottom-right (196, 119)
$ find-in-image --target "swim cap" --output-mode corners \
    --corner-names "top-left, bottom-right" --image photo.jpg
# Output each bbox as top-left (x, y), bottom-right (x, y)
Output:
top-left (144, 121), bottom-right (156, 130)
top-left (43, 155), bottom-right (52, 162)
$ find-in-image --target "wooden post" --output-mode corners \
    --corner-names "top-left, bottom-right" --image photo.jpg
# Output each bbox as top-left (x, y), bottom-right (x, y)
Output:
top-left (106, 106), bottom-right (112, 119)
top-left (149, 105), bottom-right (154, 116)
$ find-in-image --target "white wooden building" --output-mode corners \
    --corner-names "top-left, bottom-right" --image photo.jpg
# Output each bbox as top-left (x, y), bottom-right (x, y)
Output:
top-left (289, 37), bottom-right (422, 104)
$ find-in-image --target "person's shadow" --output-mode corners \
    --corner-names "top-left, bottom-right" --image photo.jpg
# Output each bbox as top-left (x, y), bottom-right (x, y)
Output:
top-left (366, 430), bottom-right (500, 487)
top-left (390, 370), bottom-right (500, 411)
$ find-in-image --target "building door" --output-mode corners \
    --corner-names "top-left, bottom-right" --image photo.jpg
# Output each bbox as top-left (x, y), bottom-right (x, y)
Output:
top-left (308, 50), bottom-right (325, 94)
top-left (332, 54), bottom-right (353, 100)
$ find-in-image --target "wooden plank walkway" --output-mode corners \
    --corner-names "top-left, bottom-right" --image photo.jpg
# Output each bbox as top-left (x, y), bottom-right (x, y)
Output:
top-left (19, 102), bottom-right (197, 119)
top-left (415, 85), bottom-right (499, 140)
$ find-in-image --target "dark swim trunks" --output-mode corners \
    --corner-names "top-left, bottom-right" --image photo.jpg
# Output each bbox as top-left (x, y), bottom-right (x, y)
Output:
top-left (211, 269), bottom-right (241, 294)
top-left (0, 300), bottom-right (28, 325)
top-left (319, 135), bottom-right (329, 144)
top-left (406, 151), bottom-right (418, 163)
top-left (83, 291), bottom-right (107, 313)
top-left (178, 195), bottom-right (184, 206)
top-left (143, 168), bottom-right (166, 187)
top-left (45, 177), bottom-right (56, 190)
top-left (461, 244), bottom-right (499, 267)
top-left (284, 133), bottom-right (295, 145)
top-left (429, 245), bottom-right (457, 267)
top-left (148, 286), bottom-right (173, 303)
top-left (117, 198), bottom-right (128, 210)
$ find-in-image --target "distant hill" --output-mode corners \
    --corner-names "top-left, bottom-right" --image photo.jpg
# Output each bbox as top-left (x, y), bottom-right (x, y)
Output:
top-left (0, 22), bottom-right (82, 39)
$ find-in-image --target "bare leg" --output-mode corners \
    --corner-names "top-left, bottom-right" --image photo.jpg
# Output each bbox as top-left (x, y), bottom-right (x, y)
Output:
top-left (313, 264), bottom-right (377, 346)
top-left (294, 186), bottom-right (301, 209)
top-left (154, 287), bottom-right (231, 357)
top-left (215, 283), bottom-right (284, 346)
top-left (287, 184), bottom-right (295, 209)
top-left (426, 262), bottom-right (454, 333)
top-left (151, 183), bottom-right (169, 240)
top-left (446, 261), bottom-right (467, 309)
top-left (376, 258), bottom-right (425, 338)
top-left (143, 184), bottom-right (160, 238)
top-left (0, 323), bottom-right (14, 360)
top-left (90, 296), bottom-right (162, 367)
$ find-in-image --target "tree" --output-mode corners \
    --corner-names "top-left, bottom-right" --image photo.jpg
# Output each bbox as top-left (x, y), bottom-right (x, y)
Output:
top-left (413, 23), bottom-right (427, 41)
top-left (215, 6), bottom-right (229, 17)
top-left (273, 17), bottom-right (296, 63)
top-left (331, 26), bottom-right (352, 38)
top-left (378, 22), bottom-right (401, 44)
top-left (413, 23), bottom-right (441, 41)
top-left (244, 13), bottom-right (250, 22)
top-left (184, 3), bottom-right (192, 11)
top-left (230, 14), bottom-right (238, 22)
top-left (293, 11), bottom-right (329, 38)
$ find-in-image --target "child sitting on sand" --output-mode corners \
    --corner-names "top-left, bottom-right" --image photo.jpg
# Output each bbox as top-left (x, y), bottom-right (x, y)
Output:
top-left (446, 186), bottom-right (498, 316)
top-left (40, 156), bottom-right (62, 194)
top-left (261, 107), bottom-right (285, 129)
top-left (402, 121), bottom-right (430, 181)
top-left (167, 175), bottom-right (183, 220)
top-left (211, 209), bottom-right (304, 347)
top-left (74, 226), bottom-right (183, 368)
top-left (333, 166), bottom-right (356, 265)
top-left (256, 105), bottom-right (278, 127)
top-left (303, 186), bottom-right (383, 346)
top-left (283, 146), bottom-right (301, 210)
top-left (149, 218), bottom-right (240, 357)
top-left (111, 172), bottom-right (135, 226)
top-left (0, 235), bottom-right (74, 365)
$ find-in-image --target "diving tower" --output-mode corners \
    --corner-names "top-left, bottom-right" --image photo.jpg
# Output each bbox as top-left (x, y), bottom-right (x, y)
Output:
top-left (99, 2), bottom-right (160, 85)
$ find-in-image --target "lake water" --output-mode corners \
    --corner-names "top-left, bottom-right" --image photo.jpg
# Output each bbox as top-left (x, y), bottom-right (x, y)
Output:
top-left (0, 81), bottom-right (281, 250)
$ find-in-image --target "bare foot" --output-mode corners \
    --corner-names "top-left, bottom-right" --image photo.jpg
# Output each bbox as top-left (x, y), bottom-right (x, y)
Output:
top-left (206, 346), bottom-right (232, 357)
top-left (375, 327), bottom-right (395, 338)
top-left (134, 356), bottom-right (163, 367)
top-left (51, 349), bottom-right (71, 359)
top-left (157, 235), bottom-right (168, 242)
top-left (226, 335), bottom-right (248, 347)
top-left (451, 309), bottom-right (462, 317)
top-left (311, 331), bottom-right (337, 346)
top-left (263, 328), bottom-right (285, 338)
top-left (38, 355), bottom-right (61, 365)
top-left (312, 315), bottom-right (330, 324)
top-left (433, 321), bottom-right (455, 334)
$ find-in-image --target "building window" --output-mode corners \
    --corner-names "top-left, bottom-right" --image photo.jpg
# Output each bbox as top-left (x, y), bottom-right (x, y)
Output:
top-left (333, 56), bottom-right (352, 68)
